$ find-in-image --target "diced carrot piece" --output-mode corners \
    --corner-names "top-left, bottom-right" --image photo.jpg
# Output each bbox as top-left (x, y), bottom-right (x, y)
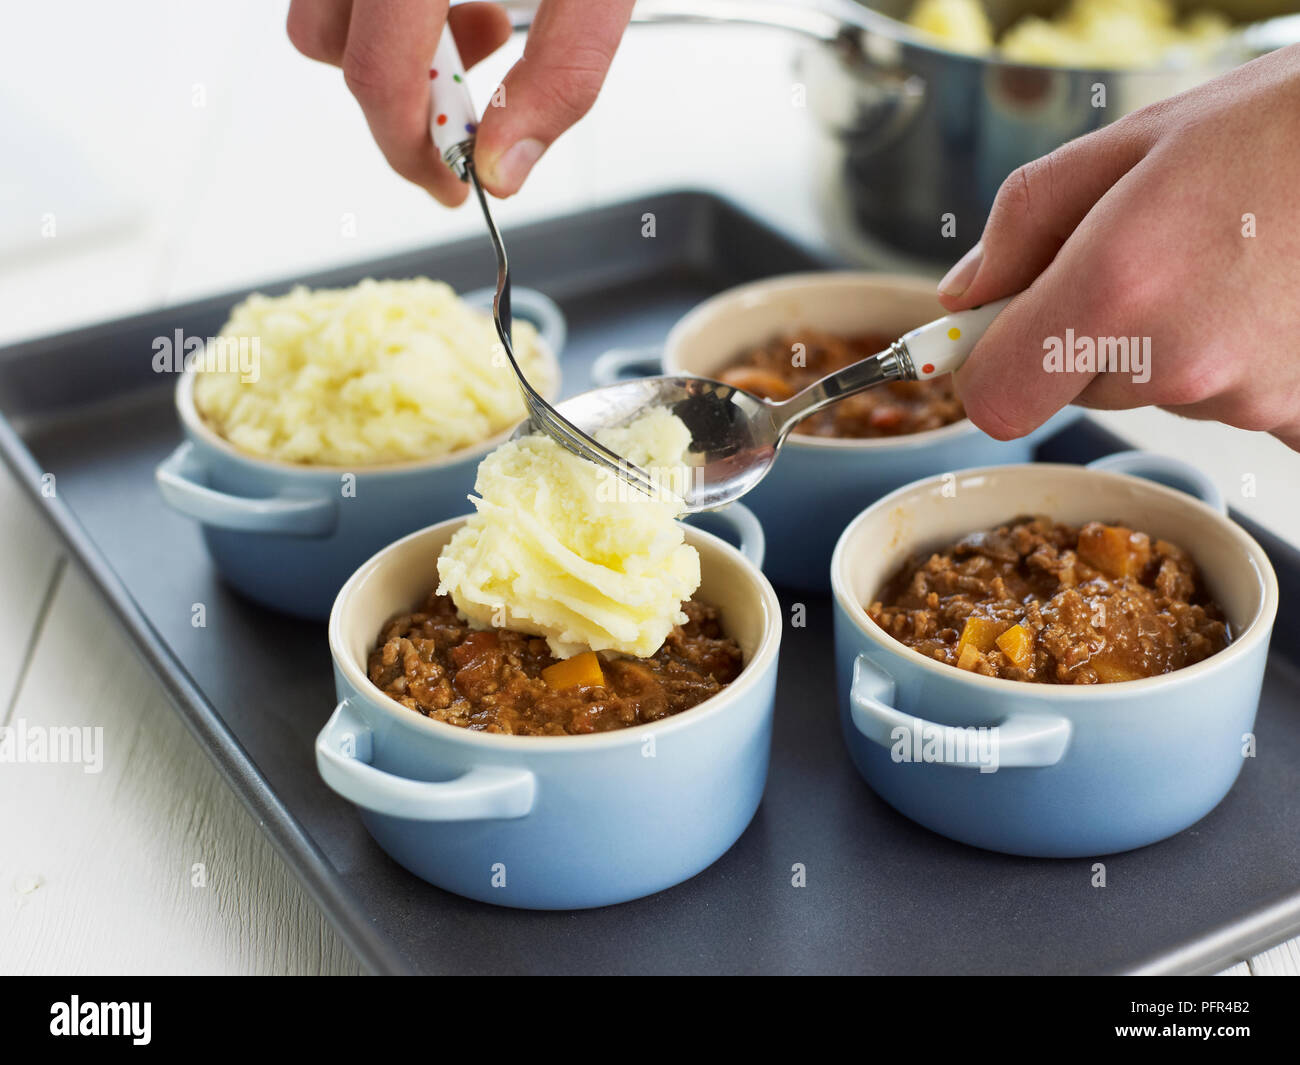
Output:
top-left (957, 616), bottom-right (1007, 655)
top-left (1090, 655), bottom-right (1144, 683)
top-left (868, 405), bottom-right (905, 432)
top-left (716, 367), bottom-right (797, 401)
top-left (1077, 522), bottom-right (1150, 579)
top-left (541, 650), bottom-right (605, 691)
top-left (995, 623), bottom-right (1034, 670)
top-left (956, 643), bottom-right (982, 672)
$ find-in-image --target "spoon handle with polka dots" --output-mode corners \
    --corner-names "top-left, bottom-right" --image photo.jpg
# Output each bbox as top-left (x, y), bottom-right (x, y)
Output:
top-left (899, 297), bottom-right (1013, 381)
top-left (428, 30), bottom-right (479, 178)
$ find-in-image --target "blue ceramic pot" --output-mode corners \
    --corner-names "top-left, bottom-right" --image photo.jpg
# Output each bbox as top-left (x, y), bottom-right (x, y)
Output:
top-left (595, 271), bottom-right (1081, 590)
top-left (830, 453), bottom-right (1278, 858)
top-left (317, 506), bottom-right (781, 909)
top-left (156, 288), bottom-right (565, 620)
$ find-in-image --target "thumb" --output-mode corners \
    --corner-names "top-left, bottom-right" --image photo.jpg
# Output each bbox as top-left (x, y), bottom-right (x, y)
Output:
top-left (474, 0), bottom-right (634, 196)
top-left (937, 123), bottom-right (1150, 312)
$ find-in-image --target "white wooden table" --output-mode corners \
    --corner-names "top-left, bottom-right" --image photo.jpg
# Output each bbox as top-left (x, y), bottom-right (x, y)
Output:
top-left (1, 0), bottom-right (1297, 975)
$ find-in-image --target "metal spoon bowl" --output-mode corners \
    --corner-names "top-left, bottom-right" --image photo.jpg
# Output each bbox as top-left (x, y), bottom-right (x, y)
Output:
top-left (518, 373), bottom-right (779, 511)
top-left (518, 297), bottom-right (1011, 513)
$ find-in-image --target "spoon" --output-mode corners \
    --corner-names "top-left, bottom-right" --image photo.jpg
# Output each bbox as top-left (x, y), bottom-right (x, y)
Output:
top-left (523, 297), bottom-right (1012, 512)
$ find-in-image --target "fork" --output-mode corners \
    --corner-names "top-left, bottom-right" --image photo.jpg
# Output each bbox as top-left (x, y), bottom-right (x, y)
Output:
top-left (428, 31), bottom-right (662, 501)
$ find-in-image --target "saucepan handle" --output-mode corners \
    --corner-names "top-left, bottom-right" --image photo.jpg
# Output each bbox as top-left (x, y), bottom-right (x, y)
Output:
top-left (504, 0), bottom-right (843, 41)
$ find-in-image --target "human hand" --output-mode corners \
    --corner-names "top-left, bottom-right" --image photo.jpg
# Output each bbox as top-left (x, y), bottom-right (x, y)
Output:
top-left (937, 44), bottom-right (1300, 450)
top-left (287, 0), bottom-right (635, 205)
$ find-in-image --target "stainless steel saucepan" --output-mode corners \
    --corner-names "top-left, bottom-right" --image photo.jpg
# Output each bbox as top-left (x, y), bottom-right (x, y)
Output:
top-left (798, 0), bottom-right (1298, 260)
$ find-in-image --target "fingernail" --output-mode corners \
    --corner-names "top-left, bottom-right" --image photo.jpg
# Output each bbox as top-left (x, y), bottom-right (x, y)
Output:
top-left (486, 138), bottom-right (544, 193)
top-left (939, 242), bottom-right (983, 299)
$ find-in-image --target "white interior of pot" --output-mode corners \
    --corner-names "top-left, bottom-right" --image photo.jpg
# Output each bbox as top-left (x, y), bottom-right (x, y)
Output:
top-left (665, 273), bottom-right (943, 379)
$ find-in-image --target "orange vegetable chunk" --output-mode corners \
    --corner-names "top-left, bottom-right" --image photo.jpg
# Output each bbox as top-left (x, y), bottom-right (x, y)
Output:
top-left (1077, 522), bottom-right (1150, 579)
top-left (541, 650), bottom-right (605, 691)
top-left (995, 623), bottom-right (1034, 670)
top-left (956, 643), bottom-right (982, 672)
top-left (957, 615), bottom-right (1007, 655)
top-left (716, 367), bottom-right (796, 401)
top-left (1090, 655), bottom-right (1144, 683)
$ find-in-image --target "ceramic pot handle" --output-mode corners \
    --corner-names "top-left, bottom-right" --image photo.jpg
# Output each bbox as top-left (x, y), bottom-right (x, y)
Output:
top-left (316, 701), bottom-right (536, 821)
top-left (156, 442), bottom-right (338, 536)
top-left (591, 347), bottom-right (665, 387)
top-left (850, 655), bottom-right (1072, 772)
top-left (684, 501), bottom-right (765, 569)
top-left (1086, 450), bottom-right (1227, 515)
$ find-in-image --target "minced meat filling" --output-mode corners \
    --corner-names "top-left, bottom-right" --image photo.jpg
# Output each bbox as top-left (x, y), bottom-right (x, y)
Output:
top-left (368, 593), bottom-right (744, 735)
top-left (867, 516), bottom-right (1229, 684)
top-left (716, 329), bottom-right (965, 439)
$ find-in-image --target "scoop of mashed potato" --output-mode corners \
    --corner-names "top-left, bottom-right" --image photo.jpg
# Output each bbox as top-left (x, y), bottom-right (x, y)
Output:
top-left (436, 409), bottom-right (700, 659)
top-left (192, 278), bottom-right (551, 466)
top-left (908, 0), bottom-right (1231, 67)
top-left (1000, 0), bottom-right (1230, 67)
top-left (908, 0), bottom-right (994, 54)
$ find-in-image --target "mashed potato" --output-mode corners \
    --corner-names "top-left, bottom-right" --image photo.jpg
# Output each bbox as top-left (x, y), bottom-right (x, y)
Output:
top-left (436, 409), bottom-right (701, 659)
top-left (192, 278), bottom-right (551, 467)
top-left (908, 0), bottom-right (995, 54)
top-left (908, 0), bottom-right (1231, 67)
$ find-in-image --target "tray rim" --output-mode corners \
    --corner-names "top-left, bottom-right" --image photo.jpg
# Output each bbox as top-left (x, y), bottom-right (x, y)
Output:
top-left (2, 189), bottom-right (1297, 976)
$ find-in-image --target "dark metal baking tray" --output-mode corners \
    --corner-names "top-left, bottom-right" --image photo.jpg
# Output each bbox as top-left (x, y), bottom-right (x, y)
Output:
top-left (2, 190), bottom-right (1297, 975)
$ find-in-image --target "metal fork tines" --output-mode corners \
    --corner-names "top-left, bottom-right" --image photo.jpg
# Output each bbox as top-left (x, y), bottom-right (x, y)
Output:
top-left (529, 399), bottom-right (662, 498)
top-left (463, 160), bottom-right (662, 501)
